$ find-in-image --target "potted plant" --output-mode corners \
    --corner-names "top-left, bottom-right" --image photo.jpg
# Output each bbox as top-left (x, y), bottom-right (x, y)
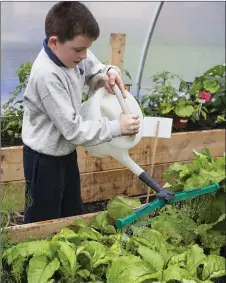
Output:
top-left (140, 71), bottom-right (207, 129)
top-left (190, 63), bottom-right (226, 128)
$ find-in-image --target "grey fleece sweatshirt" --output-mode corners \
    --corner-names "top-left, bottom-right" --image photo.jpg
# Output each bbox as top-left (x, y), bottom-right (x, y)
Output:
top-left (22, 48), bottom-right (122, 156)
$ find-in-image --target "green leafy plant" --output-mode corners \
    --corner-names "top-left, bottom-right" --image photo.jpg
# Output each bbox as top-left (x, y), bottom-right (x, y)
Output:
top-left (1, 105), bottom-right (24, 145)
top-left (163, 148), bottom-right (226, 254)
top-left (1, 63), bottom-right (32, 146)
top-left (216, 112), bottom-right (226, 124)
top-left (190, 64), bottom-right (226, 124)
top-left (140, 71), bottom-right (207, 121)
top-left (190, 64), bottom-right (225, 96)
top-left (3, 62), bottom-right (32, 109)
top-left (163, 148), bottom-right (225, 192)
top-left (2, 179), bottom-right (226, 283)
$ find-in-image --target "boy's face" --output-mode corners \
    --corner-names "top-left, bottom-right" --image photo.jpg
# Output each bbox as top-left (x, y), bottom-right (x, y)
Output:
top-left (48, 35), bottom-right (94, 68)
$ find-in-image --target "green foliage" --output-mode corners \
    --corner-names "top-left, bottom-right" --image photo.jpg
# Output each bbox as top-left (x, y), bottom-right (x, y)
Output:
top-left (107, 196), bottom-right (141, 219)
top-left (3, 62), bottom-right (32, 109)
top-left (216, 113), bottom-right (226, 124)
top-left (140, 71), bottom-right (205, 120)
top-left (174, 100), bottom-right (195, 118)
top-left (1, 63), bottom-right (32, 145)
top-left (1, 105), bottom-right (24, 144)
top-left (2, 184), bottom-right (226, 282)
top-left (190, 64), bottom-right (225, 96)
top-left (190, 64), bottom-right (226, 123)
top-left (162, 149), bottom-right (226, 255)
top-left (140, 65), bottom-right (226, 126)
top-left (163, 148), bottom-right (225, 192)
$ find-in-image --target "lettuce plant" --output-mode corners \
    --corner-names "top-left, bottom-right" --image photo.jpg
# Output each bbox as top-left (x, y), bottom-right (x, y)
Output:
top-left (2, 189), bottom-right (225, 283)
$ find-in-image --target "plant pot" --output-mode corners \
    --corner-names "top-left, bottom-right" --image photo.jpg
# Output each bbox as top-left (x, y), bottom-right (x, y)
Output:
top-left (173, 116), bottom-right (189, 129)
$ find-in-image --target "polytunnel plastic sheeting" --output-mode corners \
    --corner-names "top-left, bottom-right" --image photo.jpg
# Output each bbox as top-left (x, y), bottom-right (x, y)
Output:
top-left (86, 2), bottom-right (162, 85)
top-left (1, 1), bottom-right (161, 103)
top-left (2, 2), bottom-right (225, 103)
top-left (1, 1), bottom-right (56, 105)
top-left (140, 1), bottom-right (226, 98)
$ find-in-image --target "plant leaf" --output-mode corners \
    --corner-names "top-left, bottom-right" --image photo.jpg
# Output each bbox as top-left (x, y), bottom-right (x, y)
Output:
top-left (107, 196), bottom-right (141, 219)
top-left (27, 255), bottom-right (60, 283)
top-left (106, 254), bottom-right (160, 283)
top-left (91, 211), bottom-right (116, 234)
top-left (201, 255), bottom-right (226, 280)
top-left (175, 104), bottom-right (194, 117)
top-left (203, 80), bottom-right (220, 93)
top-left (137, 245), bottom-right (165, 271)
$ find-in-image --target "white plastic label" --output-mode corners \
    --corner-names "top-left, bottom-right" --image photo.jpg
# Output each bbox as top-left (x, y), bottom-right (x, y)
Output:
top-left (142, 117), bottom-right (173, 139)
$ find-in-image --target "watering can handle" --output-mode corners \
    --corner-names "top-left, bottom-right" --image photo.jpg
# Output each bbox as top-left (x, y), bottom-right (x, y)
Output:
top-left (112, 85), bottom-right (131, 115)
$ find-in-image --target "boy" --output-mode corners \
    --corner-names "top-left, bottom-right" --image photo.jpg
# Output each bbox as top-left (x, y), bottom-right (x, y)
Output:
top-left (22, 1), bottom-right (140, 223)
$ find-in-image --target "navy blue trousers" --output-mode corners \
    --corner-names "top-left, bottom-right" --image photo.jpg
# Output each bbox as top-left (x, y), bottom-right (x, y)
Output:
top-left (23, 145), bottom-right (85, 223)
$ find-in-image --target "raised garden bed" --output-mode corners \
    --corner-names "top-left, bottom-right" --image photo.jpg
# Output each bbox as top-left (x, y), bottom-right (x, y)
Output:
top-left (1, 148), bottom-right (225, 282)
top-left (2, 194), bottom-right (153, 229)
top-left (2, 192), bottom-right (226, 282)
top-left (1, 129), bottom-right (225, 215)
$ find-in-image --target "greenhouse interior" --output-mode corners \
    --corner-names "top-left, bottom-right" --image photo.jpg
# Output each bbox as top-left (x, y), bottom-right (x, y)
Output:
top-left (1, 1), bottom-right (225, 283)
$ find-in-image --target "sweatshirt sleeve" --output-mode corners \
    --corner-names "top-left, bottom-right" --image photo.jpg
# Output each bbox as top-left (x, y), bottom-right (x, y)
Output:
top-left (38, 73), bottom-right (122, 147)
top-left (84, 49), bottom-right (122, 86)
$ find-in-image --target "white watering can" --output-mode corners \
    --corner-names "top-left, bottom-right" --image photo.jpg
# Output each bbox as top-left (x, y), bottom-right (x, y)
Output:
top-left (80, 74), bottom-right (174, 201)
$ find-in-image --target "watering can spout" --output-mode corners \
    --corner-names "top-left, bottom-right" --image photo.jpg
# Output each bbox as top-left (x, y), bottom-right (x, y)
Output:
top-left (139, 172), bottom-right (175, 201)
top-left (113, 150), bottom-right (174, 202)
top-left (111, 150), bottom-right (144, 176)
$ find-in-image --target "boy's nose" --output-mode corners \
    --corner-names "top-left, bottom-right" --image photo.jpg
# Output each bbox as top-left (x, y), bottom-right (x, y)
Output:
top-left (79, 50), bottom-right (87, 60)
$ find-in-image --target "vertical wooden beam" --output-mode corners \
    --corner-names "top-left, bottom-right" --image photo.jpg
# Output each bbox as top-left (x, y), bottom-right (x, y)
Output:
top-left (108, 33), bottom-right (126, 72)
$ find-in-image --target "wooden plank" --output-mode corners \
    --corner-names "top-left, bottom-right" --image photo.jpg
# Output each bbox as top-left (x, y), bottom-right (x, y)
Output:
top-left (2, 192), bottom-right (161, 244)
top-left (76, 137), bottom-right (152, 173)
top-left (81, 162), bottom-right (173, 203)
top-left (1, 181), bottom-right (25, 213)
top-left (108, 33), bottom-right (126, 72)
top-left (1, 162), bottom-right (185, 213)
top-left (1, 146), bottom-right (24, 183)
top-left (155, 129), bottom-right (225, 163)
top-left (3, 212), bottom-right (98, 243)
top-left (1, 130), bottom-right (225, 183)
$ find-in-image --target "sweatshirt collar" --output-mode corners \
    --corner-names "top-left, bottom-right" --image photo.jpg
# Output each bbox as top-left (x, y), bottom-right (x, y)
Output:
top-left (43, 38), bottom-right (66, 67)
top-left (43, 38), bottom-right (84, 75)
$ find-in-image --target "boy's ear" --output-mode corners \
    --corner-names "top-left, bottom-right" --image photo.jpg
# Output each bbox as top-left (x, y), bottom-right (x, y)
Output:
top-left (48, 36), bottom-right (58, 48)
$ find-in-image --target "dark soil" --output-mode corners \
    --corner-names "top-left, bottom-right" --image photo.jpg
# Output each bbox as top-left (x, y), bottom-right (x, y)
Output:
top-left (84, 195), bottom-right (149, 214)
top-left (10, 213), bottom-right (25, 226)
top-left (176, 114), bottom-right (226, 132)
top-left (1, 137), bottom-right (23, 148)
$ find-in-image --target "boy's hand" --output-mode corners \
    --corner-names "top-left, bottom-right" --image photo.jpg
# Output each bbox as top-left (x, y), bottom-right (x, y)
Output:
top-left (120, 113), bottom-right (140, 135)
top-left (105, 68), bottom-right (127, 98)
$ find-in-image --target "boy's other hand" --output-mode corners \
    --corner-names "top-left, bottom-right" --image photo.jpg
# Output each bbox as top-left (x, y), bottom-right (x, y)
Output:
top-left (120, 113), bottom-right (140, 135)
top-left (105, 68), bottom-right (127, 98)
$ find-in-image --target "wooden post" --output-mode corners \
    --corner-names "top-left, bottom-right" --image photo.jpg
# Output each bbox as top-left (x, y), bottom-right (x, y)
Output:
top-left (146, 121), bottom-right (160, 203)
top-left (108, 33), bottom-right (126, 72)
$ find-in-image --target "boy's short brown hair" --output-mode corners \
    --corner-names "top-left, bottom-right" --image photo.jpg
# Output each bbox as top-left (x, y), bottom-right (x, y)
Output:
top-left (45, 1), bottom-right (100, 43)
